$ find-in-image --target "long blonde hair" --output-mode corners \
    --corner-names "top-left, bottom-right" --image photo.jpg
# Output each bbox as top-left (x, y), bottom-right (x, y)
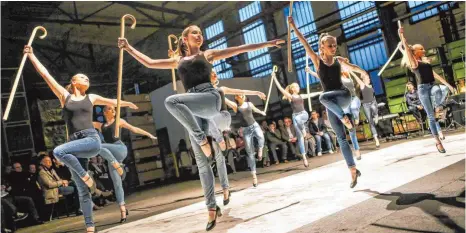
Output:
top-left (173, 25), bottom-right (198, 58)
top-left (400, 44), bottom-right (430, 71)
top-left (283, 83), bottom-right (298, 101)
top-left (318, 33), bottom-right (336, 59)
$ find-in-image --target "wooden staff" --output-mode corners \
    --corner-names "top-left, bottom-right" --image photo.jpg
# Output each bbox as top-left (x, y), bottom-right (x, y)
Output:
top-left (115, 14), bottom-right (136, 138)
top-left (264, 65), bottom-right (278, 112)
top-left (305, 53), bottom-right (312, 111)
top-left (378, 20), bottom-right (402, 76)
top-left (168, 34), bottom-right (178, 91)
top-left (3, 26), bottom-right (47, 121)
top-left (287, 1), bottom-right (294, 73)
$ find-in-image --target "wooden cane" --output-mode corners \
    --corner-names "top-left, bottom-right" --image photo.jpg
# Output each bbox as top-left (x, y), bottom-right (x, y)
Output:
top-left (287, 1), bottom-right (294, 73)
top-left (378, 20), bottom-right (403, 76)
top-left (168, 34), bottom-right (178, 91)
top-left (305, 53), bottom-right (312, 111)
top-left (264, 65), bottom-right (278, 113)
top-left (3, 26), bottom-right (47, 121)
top-left (115, 14), bottom-right (136, 138)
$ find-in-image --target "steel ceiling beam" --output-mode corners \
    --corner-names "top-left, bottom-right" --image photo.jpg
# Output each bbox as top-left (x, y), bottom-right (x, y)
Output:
top-left (113, 1), bottom-right (195, 20)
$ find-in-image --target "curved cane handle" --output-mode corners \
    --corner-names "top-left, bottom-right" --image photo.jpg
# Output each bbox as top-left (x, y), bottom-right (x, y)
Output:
top-left (120, 14), bottom-right (136, 38)
top-left (168, 34), bottom-right (178, 52)
top-left (168, 34), bottom-right (178, 90)
top-left (27, 26), bottom-right (47, 45)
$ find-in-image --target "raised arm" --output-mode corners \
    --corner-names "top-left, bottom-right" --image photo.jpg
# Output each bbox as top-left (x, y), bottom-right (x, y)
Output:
top-left (249, 102), bottom-right (266, 116)
top-left (288, 17), bottom-right (320, 70)
top-left (120, 119), bottom-right (157, 139)
top-left (205, 39), bottom-right (284, 62)
top-left (337, 57), bottom-right (369, 88)
top-left (89, 94), bottom-right (138, 109)
top-left (118, 38), bottom-right (178, 69)
top-left (433, 71), bottom-right (456, 94)
top-left (398, 26), bottom-right (418, 69)
top-left (24, 46), bottom-right (69, 106)
top-left (305, 67), bottom-right (320, 79)
top-left (220, 86), bottom-right (266, 100)
top-left (272, 75), bottom-right (293, 100)
top-left (224, 98), bottom-right (238, 113)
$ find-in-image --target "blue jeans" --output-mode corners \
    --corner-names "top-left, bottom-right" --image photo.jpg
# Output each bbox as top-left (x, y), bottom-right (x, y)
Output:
top-left (430, 84), bottom-right (449, 109)
top-left (344, 96), bottom-right (361, 150)
top-left (314, 133), bottom-right (333, 153)
top-left (362, 100), bottom-right (379, 137)
top-left (418, 83), bottom-right (447, 136)
top-left (53, 128), bottom-right (101, 228)
top-left (165, 83), bottom-right (221, 145)
top-left (242, 122), bottom-right (265, 172)
top-left (325, 108), bottom-right (355, 168)
top-left (292, 111), bottom-right (309, 155)
top-left (319, 89), bottom-right (351, 119)
top-left (58, 186), bottom-right (75, 196)
top-left (191, 117), bottom-right (229, 210)
top-left (99, 141), bottom-right (127, 206)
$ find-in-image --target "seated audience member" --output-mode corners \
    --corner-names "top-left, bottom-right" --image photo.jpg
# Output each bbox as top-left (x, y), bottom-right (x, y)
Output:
top-left (303, 125), bottom-right (316, 157)
top-left (223, 131), bottom-right (238, 173)
top-left (280, 117), bottom-right (299, 159)
top-left (26, 164), bottom-right (42, 209)
top-left (9, 163), bottom-right (29, 197)
top-left (405, 82), bottom-right (427, 125)
top-left (235, 128), bottom-right (246, 155)
top-left (38, 155), bottom-right (75, 221)
top-left (309, 111), bottom-right (334, 156)
top-left (2, 196), bottom-right (29, 233)
top-left (1, 179), bottom-right (42, 225)
top-left (266, 122), bottom-right (288, 164)
top-left (260, 121), bottom-right (271, 167)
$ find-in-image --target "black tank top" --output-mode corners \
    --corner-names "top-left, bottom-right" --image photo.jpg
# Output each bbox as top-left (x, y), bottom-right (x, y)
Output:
top-left (218, 88), bottom-right (227, 111)
top-left (413, 61), bottom-right (435, 85)
top-left (101, 120), bottom-right (119, 143)
top-left (63, 95), bottom-right (94, 134)
top-left (291, 95), bottom-right (305, 113)
top-left (317, 58), bottom-right (344, 92)
top-left (177, 53), bottom-right (213, 90)
top-left (360, 85), bottom-right (375, 103)
top-left (238, 102), bottom-right (255, 127)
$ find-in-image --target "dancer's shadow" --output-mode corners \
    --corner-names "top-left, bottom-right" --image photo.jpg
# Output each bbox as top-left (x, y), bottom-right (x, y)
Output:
top-left (357, 189), bottom-right (465, 232)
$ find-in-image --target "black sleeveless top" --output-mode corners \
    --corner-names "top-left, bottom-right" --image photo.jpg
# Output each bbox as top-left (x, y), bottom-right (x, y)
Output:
top-left (413, 61), bottom-right (435, 85)
top-left (101, 120), bottom-right (119, 143)
top-left (177, 53), bottom-right (213, 90)
top-left (238, 102), bottom-right (255, 127)
top-left (218, 88), bottom-right (227, 111)
top-left (63, 95), bottom-right (94, 134)
top-left (291, 95), bottom-right (305, 113)
top-left (317, 58), bottom-right (344, 92)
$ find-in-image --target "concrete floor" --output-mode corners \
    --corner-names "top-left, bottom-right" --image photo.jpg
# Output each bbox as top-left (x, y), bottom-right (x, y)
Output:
top-left (18, 131), bottom-right (465, 233)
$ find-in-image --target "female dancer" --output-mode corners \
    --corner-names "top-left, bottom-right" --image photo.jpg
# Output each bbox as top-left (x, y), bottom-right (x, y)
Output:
top-left (24, 46), bottom-right (137, 233)
top-left (305, 69), bottom-right (362, 159)
top-left (272, 80), bottom-right (318, 168)
top-left (118, 25), bottom-right (283, 231)
top-left (398, 26), bottom-right (455, 152)
top-left (93, 105), bottom-right (156, 223)
top-left (289, 16), bottom-right (364, 188)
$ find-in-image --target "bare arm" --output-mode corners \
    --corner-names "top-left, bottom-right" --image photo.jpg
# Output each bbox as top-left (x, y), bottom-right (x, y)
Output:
top-left (89, 94), bottom-right (138, 109)
top-left (224, 98), bottom-right (237, 113)
top-left (272, 75), bottom-right (293, 100)
top-left (398, 27), bottom-right (418, 69)
top-left (249, 102), bottom-right (266, 116)
top-left (300, 92), bottom-right (322, 99)
top-left (25, 46), bottom-right (69, 106)
top-left (120, 119), bottom-right (157, 139)
top-left (305, 67), bottom-right (320, 79)
top-left (92, 122), bottom-right (103, 132)
top-left (205, 39), bottom-right (284, 62)
top-left (220, 86), bottom-right (266, 100)
top-left (118, 38), bottom-right (178, 69)
top-left (337, 57), bottom-right (369, 88)
top-left (288, 17), bottom-right (320, 70)
top-left (433, 71), bottom-right (456, 93)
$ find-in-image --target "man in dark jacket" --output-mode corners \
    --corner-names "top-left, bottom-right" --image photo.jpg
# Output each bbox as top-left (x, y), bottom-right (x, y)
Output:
top-left (266, 122), bottom-right (288, 164)
top-left (405, 82), bottom-right (426, 124)
top-left (309, 111), bottom-right (334, 156)
top-left (279, 117), bottom-right (299, 159)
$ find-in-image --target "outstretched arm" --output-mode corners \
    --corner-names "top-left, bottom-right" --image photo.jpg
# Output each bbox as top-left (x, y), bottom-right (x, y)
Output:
top-left (249, 102), bottom-right (266, 116)
top-left (300, 92), bottom-right (322, 99)
top-left (305, 67), bottom-right (320, 79)
top-left (120, 119), bottom-right (157, 139)
top-left (272, 75), bottom-right (293, 100)
top-left (433, 71), bottom-right (456, 94)
top-left (118, 38), bottom-right (178, 69)
top-left (24, 46), bottom-right (69, 106)
top-left (288, 17), bottom-right (320, 70)
top-left (220, 86), bottom-right (266, 100)
top-left (92, 122), bottom-right (103, 132)
top-left (337, 57), bottom-right (369, 89)
top-left (89, 94), bottom-right (138, 109)
top-left (398, 26), bottom-right (418, 69)
top-left (224, 98), bottom-right (238, 113)
top-left (205, 39), bottom-right (284, 62)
